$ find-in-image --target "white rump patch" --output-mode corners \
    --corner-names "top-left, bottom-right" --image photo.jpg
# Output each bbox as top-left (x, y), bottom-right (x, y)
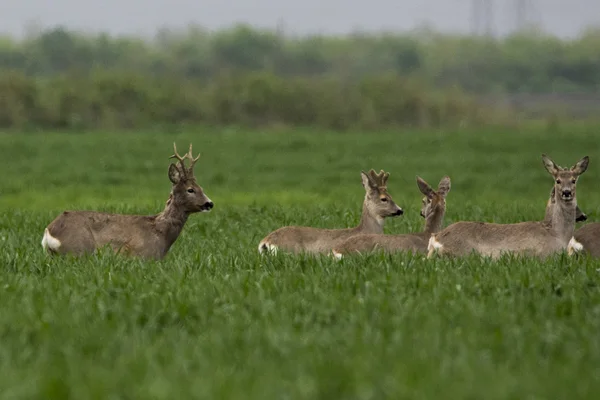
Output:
top-left (258, 241), bottom-right (278, 255)
top-left (41, 228), bottom-right (61, 252)
top-left (567, 236), bottom-right (584, 256)
top-left (427, 235), bottom-right (443, 258)
top-left (331, 250), bottom-right (343, 261)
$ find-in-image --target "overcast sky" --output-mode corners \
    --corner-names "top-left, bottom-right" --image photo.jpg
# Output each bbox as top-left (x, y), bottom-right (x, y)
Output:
top-left (2, 0), bottom-right (599, 39)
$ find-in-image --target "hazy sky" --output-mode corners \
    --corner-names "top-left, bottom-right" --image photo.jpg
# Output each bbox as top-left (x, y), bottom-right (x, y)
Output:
top-left (2, 0), bottom-right (599, 38)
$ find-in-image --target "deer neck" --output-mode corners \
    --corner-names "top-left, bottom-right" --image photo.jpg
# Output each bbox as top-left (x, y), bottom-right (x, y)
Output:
top-left (551, 197), bottom-right (576, 243)
top-left (423, 204), bottom-right (445, 235)
top-left (155, 194), bottom-right (189, 247)
top-left (356, 202), bottom-right (384, 234)
top-left (543, 198), bottom-right (553, 224)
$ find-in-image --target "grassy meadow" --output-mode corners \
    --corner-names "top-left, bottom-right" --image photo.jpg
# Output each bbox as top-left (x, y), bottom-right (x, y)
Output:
top-left (1, 126), bottom-right (600, 399)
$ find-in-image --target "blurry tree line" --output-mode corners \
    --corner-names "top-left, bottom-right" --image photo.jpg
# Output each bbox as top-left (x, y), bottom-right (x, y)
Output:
top-left (1, 24), bottom-right (599, 130)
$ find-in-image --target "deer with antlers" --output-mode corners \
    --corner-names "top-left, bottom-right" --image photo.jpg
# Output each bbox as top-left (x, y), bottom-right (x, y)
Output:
top-left (258, 169), bottom-right (404, 255)
top-left (41, 143), bottom-right (214, 259)
top-left (332, 175), bottom-right (450, 259)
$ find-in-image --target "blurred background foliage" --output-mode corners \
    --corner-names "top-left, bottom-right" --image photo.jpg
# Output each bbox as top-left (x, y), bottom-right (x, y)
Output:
top-left (1, 24), bottom-right (600, 130)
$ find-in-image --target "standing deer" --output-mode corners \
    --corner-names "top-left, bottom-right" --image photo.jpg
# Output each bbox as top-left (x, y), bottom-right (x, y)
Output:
top-left (41, 143), bottom-right (214, 260)
top-left (331, 176), bottom-right (450, 259)
top-left (427, 154), bottom-right (589, 259)
top-left (258, 169), bottom-right (403, 255)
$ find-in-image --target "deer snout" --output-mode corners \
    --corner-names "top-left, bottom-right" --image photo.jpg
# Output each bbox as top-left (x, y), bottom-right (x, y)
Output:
top-left (200, 201), bottom-right (214, 211)
top-left (393, 208), bottom-right (404, 216)
top-left (562, 189), bottom-right (573, 200)
top-left (576, 212), bottom-right (588, 222)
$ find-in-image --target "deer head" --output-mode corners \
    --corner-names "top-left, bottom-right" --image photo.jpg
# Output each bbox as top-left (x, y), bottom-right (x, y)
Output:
top-left (417, 176), bottom-right (451, 218)
top-left (542, 154), bottom-right (589, 205)
top-left (361, 169), bottom-right (403, 218)
top-left (168, 143), bottom-right (213, 213)
top-left (547, 187), bottom-right (587, 222)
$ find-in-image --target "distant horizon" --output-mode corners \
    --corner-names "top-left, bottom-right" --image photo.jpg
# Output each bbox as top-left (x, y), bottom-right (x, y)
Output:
top-left (3, 21), bottom-right (600, 42)
top-left (2, 0), bottom-right (599, 40)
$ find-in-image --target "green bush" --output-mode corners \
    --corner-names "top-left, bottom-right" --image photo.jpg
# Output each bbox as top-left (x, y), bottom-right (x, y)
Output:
top-left (2, 25), bottom-right (600, 94)
top-left (0, 69), bottom-right (494, 131)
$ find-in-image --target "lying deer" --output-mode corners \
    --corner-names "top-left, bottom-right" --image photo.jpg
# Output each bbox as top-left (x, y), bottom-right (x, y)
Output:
top-left (258, 169), bottom-right (403, 255)
top-left (331, 175), bottom-right (450, 259)
top-left (427, 154), bottom-right (589, 259)
top-left (570, 223), bottom-right (600, 257)
top-left (41, 143), bottom-right (214, 260)
top-left (543, 186), bottom-right (590, 256)
top-left (544, 187), bottom-right (587, 224)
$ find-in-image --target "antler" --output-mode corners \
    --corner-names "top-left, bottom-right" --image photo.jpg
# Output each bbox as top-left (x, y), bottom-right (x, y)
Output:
top-left (369, 169), bottom-right (390, 187)
top-left (186, 143), bottom-right (201, 170)
top-left (170, 143), bottom-right (187, 169)
top-left (170, 142), bottom-right (201, 177)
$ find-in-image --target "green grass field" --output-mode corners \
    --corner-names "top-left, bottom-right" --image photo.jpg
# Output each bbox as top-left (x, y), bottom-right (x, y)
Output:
top-left (2, 126), bottom-right (600, 399)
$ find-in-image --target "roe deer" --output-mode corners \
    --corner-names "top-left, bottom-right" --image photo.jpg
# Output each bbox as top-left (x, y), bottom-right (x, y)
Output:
top-left (544, 187), bottom-right (587, 223)
top-left (331, 176), bottom-right (450, 259)
top-left (41, 143), bottom-right (214, 260)
top-left (258, 169), bottom-right (403, 255)
top-left (427, 154), bottom-right (589, 259)
top-left (544, 187), bottom-right (590, 257)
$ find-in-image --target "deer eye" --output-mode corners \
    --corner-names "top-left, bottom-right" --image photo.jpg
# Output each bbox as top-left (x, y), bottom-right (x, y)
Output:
top-left (556, 179), bottom-right (561, 184)
top-left (571, 179), bottom-right (576, 184)
top-left (187, 188), bottom-right (195, 193)
top-left (381, 197), bottom-right (388, 202)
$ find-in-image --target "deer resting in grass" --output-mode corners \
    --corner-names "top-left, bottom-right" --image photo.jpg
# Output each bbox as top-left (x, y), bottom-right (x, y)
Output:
top-left (544, 187), bottom-right (587, 224)
top-left (544, 187), bottom-right (590, 256)
top-left (564, 196), bottom-right (600, 256)
top-left (258, 169), bottom-right (403, 255)
top-left (569, 223), bottom-right (600, 257)
top-left (331, 175), bottom-right (450, 259)
top-left (427, 154), bottom-right (589, 259)
top-left (41, 143), bottom-right (214, 260)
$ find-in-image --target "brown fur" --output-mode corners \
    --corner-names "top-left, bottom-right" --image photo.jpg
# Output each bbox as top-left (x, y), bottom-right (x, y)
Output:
top-left (573, 223), bottom-right (600, 257)
top-left (42, 143), bottom-right (213, 260)
top-left (258, 169), bottom-right (403, 255)
top-left (428, 154), bottom-right (589, 259)
top-left (544, 187), bottom-right (587, 223)
top-left (332, 176), bottom-right (451, 256)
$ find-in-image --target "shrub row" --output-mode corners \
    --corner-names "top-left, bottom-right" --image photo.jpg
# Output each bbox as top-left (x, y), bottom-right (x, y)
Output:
top-left (0, 70), bottom-right (498, 131)
top-left (2, 25), bottom-right (600, 94)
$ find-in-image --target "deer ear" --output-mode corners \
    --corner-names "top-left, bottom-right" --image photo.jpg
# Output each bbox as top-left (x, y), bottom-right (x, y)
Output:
top-left (541, 154), bottom-right (559, 176)
top-left (437, 176), bottom-right (451, 198)
top-left (168, 164), bottom-right (182, 184)
top-left (571, 156), bottom-right (589, 176)
top-left (361, 171), bottom-right (376, 191)
top-left (416, 176), bottom-right (434, 198)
